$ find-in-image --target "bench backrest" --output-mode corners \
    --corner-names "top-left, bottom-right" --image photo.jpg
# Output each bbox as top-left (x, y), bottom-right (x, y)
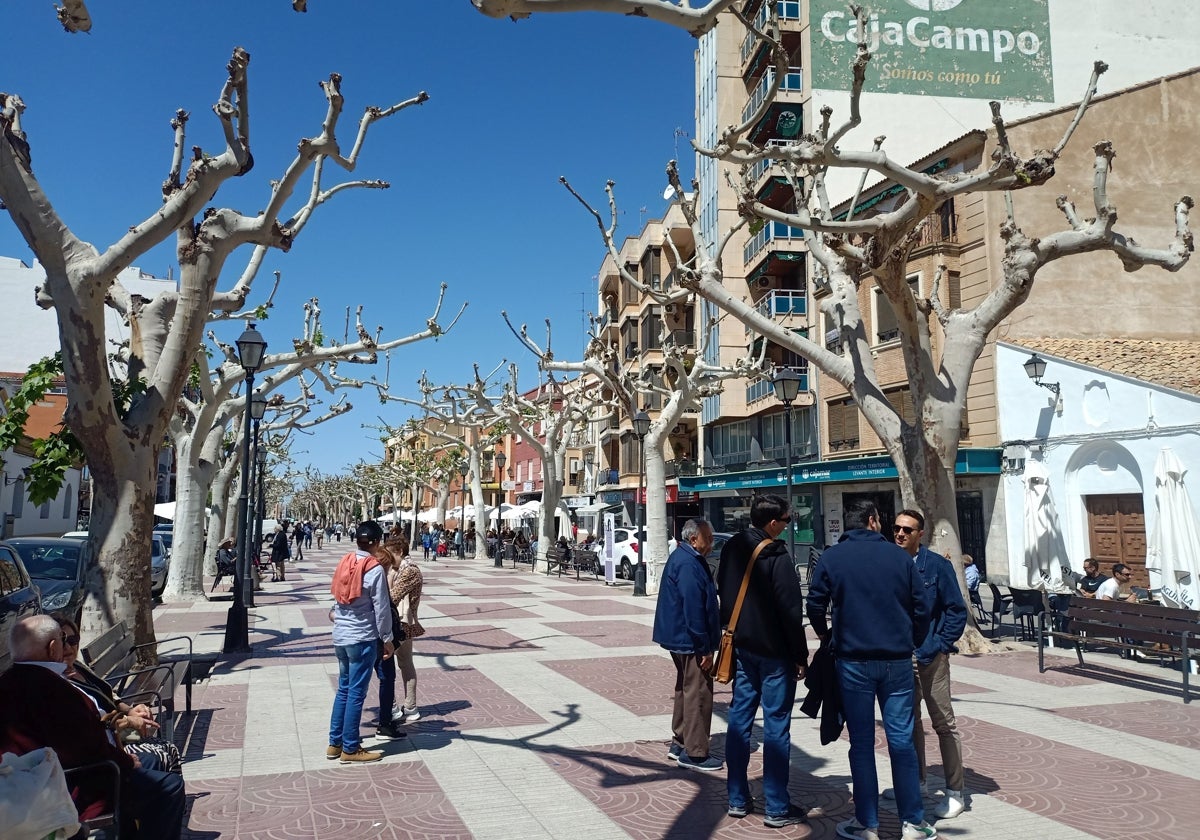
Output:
top-left (1066, 595), bottom-right (1200, 643)
top-left (82, 621), bottom-right (135, 679)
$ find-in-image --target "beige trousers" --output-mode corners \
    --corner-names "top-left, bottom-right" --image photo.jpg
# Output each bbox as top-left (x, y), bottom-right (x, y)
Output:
top-left (914, 652), bottom-right (964, 791)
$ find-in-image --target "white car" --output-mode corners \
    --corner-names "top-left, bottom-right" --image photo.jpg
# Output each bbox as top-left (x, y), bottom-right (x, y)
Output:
top-left (600, 528), bottom-right (677, 580)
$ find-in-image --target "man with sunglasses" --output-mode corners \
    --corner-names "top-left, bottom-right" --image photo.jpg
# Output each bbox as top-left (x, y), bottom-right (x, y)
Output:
top-left (716, 494), bottom-right (810, 828)
top-left (892, 509), bottom-right (968, 821)
top-left (1096, 564), bottom-right (1138, 602)
top-left (807, 500), bottom-right (934, 840)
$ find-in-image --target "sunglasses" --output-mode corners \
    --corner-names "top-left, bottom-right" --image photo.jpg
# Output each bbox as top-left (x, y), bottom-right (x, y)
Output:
top-left (776, 516), bottom-right (792, 523)
top-left (893, 525), bottom-right (918, 535)
top-left (63, 635), bottom-right (81, 647)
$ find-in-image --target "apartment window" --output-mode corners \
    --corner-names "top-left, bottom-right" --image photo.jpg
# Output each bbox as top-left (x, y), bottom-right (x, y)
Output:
top-left (874, 275), bottom-right (919, 344)
top-left (711, 420), bottom-right (751, 465)
top-left (947, 270), bottom-right (962, 310)
top-left (823, 312), bottom-right (842, 353)
top-left (886, 386), bottom-right (918, 427)
top-left (641, 310), bottom-right (663, 351)
top-left (827, 398), bottom-right (860, 449)
top-left (762, 407), bottom-right (813, 460)
top-left (516, 463), bottom-right (524, 483)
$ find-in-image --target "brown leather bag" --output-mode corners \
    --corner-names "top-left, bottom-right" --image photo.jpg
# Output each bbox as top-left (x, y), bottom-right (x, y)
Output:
top-left (712, 538), bottom-right (774, 684)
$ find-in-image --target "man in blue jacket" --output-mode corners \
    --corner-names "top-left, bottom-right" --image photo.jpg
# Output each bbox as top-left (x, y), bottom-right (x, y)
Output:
top-left (893, 509), bottom-right (968, 820)
top-left (652, 518), bottom-right (721, 772)
top-left (807, 501), bottom-right (935, 840)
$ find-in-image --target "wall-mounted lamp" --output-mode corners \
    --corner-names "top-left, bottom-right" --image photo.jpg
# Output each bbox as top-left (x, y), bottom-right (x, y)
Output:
top-left (3, 468), bottom-right (29, 486)
top-left (1022, 353), bottom-right (1060, 396)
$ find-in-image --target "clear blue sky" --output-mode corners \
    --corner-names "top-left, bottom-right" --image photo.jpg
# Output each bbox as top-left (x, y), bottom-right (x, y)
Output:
top-left (3, 1), bottom-right (697, 473)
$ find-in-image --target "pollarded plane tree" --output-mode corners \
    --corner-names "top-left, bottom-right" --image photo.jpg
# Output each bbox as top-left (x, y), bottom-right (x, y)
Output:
top-left (510, 292), bottom-right (764, 593)
top-left (165, 288), bottom-right (461, 600)
top-left (463, 353), bottom-right (614, 573)
top-left (358, 364), bottom-right (509, 560)
top-left (0, 49), bottom-right (428, 644)
top-left (481, 4), bottom-right (1195, 645)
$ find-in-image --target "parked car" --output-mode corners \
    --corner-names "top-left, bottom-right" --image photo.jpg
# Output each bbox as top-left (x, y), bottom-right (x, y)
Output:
top-left (0, 541), bottom-right (42, 672)
top-left (704, 531), bottom-right (734, 580)
top-left (151, 536), bottom-right (168, 598)
top-left (6, 537), bottom-right (86, 622)
top-left (600, 528), bottom-right (678, 580)
top-left (153, 523), bottom-right (174, 557)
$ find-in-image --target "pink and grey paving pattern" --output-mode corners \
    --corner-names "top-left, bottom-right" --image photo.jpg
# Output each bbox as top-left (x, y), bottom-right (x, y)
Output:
top-left (157, 542), bottom-right (1199, 839)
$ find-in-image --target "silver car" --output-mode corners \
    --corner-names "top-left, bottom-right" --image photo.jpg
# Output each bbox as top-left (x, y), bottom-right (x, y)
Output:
top-left (151, 536), bottom-right (168, 598)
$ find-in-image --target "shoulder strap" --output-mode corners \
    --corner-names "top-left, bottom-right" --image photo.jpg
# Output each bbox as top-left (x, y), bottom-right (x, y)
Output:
top-left (727, 538), bottom-right (774, 634)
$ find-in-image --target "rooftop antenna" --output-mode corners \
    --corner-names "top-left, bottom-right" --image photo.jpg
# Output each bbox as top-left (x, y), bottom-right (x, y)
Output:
top-left (673, 127), bottom-right (688, 158)
top-left (639, 206), bottom-right (648, 227)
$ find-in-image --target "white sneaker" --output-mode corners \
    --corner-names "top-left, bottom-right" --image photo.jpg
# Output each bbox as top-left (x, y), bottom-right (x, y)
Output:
top-left (901, 821), bottom-right (937, 840)
top-left (399, 706), bottom-right (422, 722)
top-left (391, 704), bottom-right (402, 720)
top-left (934, 790), bottom-right (965, 819)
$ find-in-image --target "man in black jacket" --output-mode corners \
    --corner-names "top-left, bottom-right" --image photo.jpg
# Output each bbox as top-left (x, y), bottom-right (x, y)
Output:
top-left (807, 501), bottom-right (935, 840)
top-left (716, 494), bottom-right (809, 828)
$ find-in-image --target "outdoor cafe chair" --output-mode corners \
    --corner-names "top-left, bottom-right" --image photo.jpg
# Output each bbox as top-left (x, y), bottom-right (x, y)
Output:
top-left (968, 588), bottom-right (989, 626)
top-left (1008, 586), bottom-right (1047, 641)
top-left (987, 582), bottom-right (1014, 635)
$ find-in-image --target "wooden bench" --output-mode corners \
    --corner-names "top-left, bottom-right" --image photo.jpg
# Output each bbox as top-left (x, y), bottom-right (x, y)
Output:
top-left (63, 759), bottom-right (121, 838)
top-left (82, 622), bottom-right (194, 738)
top-left (1038, 596), bottom-right (1200, 703)
top-left (545, 545), bottom-right (600, 579)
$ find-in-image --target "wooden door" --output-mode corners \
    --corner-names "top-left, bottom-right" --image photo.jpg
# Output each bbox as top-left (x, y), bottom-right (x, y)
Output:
top-left (1085, 494), bottom-right (1148, 587)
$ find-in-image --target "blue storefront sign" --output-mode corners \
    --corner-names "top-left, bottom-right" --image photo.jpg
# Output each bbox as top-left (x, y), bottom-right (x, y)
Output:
top-left (679, 448), bottom-right (1001, 494)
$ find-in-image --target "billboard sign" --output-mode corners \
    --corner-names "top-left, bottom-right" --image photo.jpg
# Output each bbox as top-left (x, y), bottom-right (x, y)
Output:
top-left (811, 0), bottom-right (1054, 101)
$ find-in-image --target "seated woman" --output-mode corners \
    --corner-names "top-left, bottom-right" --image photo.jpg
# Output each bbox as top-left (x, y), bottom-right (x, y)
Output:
top-left (55, 617), bottom-right (183, 774)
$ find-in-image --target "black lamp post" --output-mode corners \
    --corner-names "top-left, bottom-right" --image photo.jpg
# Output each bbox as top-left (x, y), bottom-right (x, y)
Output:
top-left (254, 444), bottom-right (267, 577)
top-left (223, 322), bottom-right (267, 655)
top-left (493, 452), bottom-right (506, 567)
top-left (458, 461), bottom-right (468, 558)
top-left (584, 449), bottom-right (595, 494)
top-left (772, 369), bottom-right (802, 561)
top-left (246, 392), bottom-right (267, 607)
top-left (632, 410), bottom-right (651, 597)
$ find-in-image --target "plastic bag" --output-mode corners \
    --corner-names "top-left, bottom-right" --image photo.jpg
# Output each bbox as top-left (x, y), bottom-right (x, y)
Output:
top-left (0, 748), bottom-right (81, 840)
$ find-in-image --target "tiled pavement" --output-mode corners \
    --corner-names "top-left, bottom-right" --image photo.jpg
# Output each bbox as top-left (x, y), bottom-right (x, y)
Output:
top-left (151, 543), bottom-right (1200, 840)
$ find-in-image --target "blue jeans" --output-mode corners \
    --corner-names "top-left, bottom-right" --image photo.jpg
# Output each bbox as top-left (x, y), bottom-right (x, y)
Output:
top-left (374, 640), bottom-right (396, 725)
top-left (725, 649), bottom-right (797, 818)
top-left (836, 658), bottom-right (924, 828)
top-left (330, 639), bottom-right (377, 753)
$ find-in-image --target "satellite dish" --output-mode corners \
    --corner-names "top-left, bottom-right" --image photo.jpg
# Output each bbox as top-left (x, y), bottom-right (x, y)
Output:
top-left (663, 185), bottom-right (676, 200)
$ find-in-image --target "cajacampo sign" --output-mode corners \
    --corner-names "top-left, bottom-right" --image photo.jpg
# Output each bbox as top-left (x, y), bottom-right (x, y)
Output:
top-left (811, 0), bottom-right (1054, 101)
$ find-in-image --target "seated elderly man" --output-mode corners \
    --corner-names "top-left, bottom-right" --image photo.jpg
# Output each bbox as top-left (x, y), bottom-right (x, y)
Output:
top-left (0, 615), bottom-right (185, 840)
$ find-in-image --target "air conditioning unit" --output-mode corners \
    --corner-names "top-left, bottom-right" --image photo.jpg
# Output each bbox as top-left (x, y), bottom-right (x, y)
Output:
top-left (755, 276), bottom-right (772, 288)
top-left (672, 425), bottom-right (685, 435)
top-left (664, 303), bottom-right (677, 315)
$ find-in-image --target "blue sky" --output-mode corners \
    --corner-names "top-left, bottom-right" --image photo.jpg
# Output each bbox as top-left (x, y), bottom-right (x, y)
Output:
top-left (3, 1), bottom-right (697, 473)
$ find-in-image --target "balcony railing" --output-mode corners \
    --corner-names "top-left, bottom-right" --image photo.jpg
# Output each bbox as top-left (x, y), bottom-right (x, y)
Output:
top-left (664, 459), bottom-right (699, 478)
top-left (744, 220), bottom-right (805, 265)
top-left (913, 214), bottom-right (961, 249)
top-left (624, 343), bottom-right (640, 360)
top-left (667, 329), bottom-right (695, 348)
top-left (740, 1), bottom-right (803, 65)
top-left (746, 367), bottom-right (809, 404)
top-left (746, 138), bottom-right (796, 186)
top-left (598, 468), bottom-right (620, 486)
top-left (742, 66), bottom-right (804, 125)
top-left (745, 290), bottom-right (806, 334)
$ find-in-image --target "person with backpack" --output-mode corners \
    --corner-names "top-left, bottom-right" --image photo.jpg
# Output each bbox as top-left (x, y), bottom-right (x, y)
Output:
top-left (327, 521), bottom-right (399, 764)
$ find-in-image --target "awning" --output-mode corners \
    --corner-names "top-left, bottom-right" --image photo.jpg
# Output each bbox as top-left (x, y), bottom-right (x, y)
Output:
top-left (575, 501), bottom-right (623, 516)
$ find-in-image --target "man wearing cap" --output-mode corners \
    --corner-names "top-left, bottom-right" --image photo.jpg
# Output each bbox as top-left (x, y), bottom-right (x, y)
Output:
top-left (328, 521), bottom-right (397, 763)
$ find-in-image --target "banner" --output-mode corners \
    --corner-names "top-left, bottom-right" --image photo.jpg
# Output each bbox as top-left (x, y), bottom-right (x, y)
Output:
top-left (811, 0), bottom-right (1054, 101)
top-left (603, 512), bottom-right (617, 584)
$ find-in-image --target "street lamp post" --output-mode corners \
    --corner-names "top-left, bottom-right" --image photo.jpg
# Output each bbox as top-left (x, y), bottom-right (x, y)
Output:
top-left (255, 444), bottom-right (267, 570)
top-left (246, 393), bottom-right (267, 607)
top-left (223, 323), bottom-right (267, 655)
top-left (459, 463), bottom-right (468, 558)
top-left (493, 452), bottom-right (506, 567)
top-left (772, 369), bottom-right (802, 561)
top-left (632, 410), bottom-right (651, 597)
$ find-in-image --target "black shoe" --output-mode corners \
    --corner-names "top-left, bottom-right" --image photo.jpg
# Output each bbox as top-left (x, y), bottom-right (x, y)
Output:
top-left (375, 722), bottom-right (408, 739)
top-left (764, 806), bottom-right (809, 829)
top-left (727, 800), bottom-right (754, 818)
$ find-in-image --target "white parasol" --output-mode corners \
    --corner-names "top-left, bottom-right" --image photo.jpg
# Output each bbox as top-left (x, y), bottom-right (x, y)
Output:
top-left (1146, 447), bottom-right (1200, 610)
top-left (1023, 460), bottom-right (1067, 591)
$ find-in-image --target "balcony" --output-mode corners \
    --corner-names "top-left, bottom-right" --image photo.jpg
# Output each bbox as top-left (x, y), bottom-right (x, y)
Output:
top-left (746, 366), bottom-right (809, 405)
top-left (744, 290), bottom-right (806, 335)
top-left (664, 459), bottom-right (699, 478)
top-left (742, 66), bottom-right (804, 126)
top-left (744, 220), bottom-right (805, 266)
top-left (624, 343), bottom-right (640, 360)
top-left (666, 329), bottom-right (695, 349)
top-left (746, 138), bottom-right (796, 188)
top-left (597, 468), bottom-right (620, 487)
top-left (740, 1), bottom-right (803, 67)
